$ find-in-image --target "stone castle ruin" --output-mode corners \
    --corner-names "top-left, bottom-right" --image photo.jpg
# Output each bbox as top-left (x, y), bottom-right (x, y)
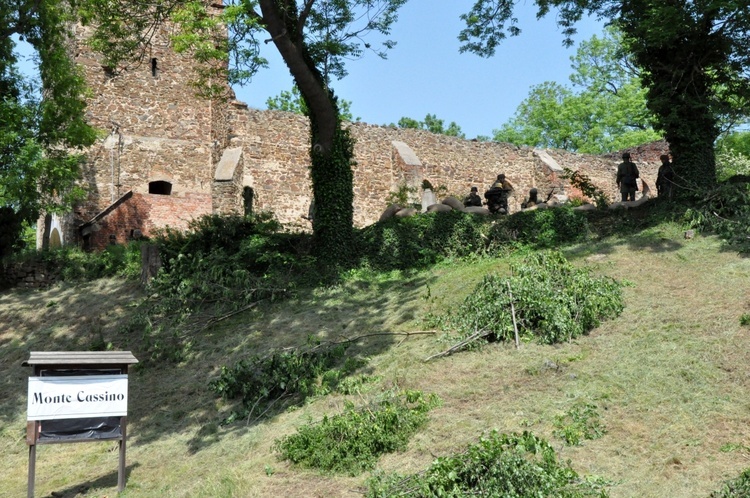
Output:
top-left (41, 19), bottom-right (669, 251)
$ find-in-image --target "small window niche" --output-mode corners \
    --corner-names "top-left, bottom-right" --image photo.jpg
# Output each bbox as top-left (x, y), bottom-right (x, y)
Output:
top-left (148, 180), bottom-right (172, 195)
top-left (243, 186), bottom-right (254, 216)
top-left (150, 58), bottom-right (158, 78)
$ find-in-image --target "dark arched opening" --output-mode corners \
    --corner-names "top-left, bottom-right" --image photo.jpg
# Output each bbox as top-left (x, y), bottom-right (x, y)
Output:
top-left (149, 180), bottom-right (172, 195)
top-left (243, 186), bottom-right (254, 216)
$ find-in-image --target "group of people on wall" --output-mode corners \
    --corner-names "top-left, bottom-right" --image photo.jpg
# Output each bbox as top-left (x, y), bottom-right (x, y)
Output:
top-left (462, 152), bottom-right (676, 213)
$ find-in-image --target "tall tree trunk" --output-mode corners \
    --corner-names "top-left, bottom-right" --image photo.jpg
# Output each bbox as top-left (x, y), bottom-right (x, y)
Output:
top-left (259, 0), bottom-right (355, 261)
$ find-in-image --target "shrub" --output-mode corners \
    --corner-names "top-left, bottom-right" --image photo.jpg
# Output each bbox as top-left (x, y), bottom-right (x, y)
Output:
top-left (553, 402), bottom-right (607, 446)
top-left (29, 242), bottom-right (142, 282)
top-left (210, 340), bottom-right (361, 423)
top-left (274, 390), bottom-right (441, 475)
top-left (710, 468), bottom-right (750, 498)
top-left (429, 251), bottom-right (624, 345)
top-left (366, 430), bottom-right (608, 497)
top-left (503, 208), bottom-right (590, 248)
top-left (684, 182), bottom-right (750, 252)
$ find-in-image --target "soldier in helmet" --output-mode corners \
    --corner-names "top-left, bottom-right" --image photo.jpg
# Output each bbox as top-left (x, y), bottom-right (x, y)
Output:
top-left (484, 174), bottom-right (514, 214)
top-left (522, 188), bottom-right (539, 209)
top-left (463, 186), bottom-right (482, 207)
top-left (616, 152), bottom-right (639, 202)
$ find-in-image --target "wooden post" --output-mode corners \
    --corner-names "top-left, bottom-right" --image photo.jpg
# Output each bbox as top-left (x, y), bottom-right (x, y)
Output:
top-left (118, 417), bottom-right (127, 491)
top-left (507, 282), bottom-right (521, 349)
top-left (27, 421), bottom-right (38, 498)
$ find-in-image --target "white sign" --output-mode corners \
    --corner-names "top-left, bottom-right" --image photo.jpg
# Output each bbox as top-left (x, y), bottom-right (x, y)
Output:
top-left (27, 375), bottom-right (129, 421)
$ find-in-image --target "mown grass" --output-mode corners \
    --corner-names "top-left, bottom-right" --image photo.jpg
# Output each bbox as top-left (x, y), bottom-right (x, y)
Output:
top-left (2, 214), bottom-right (750, 497)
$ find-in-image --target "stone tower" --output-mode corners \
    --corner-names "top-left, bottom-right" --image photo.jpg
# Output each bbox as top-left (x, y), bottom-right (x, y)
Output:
top-left (49, 13), bottom-right (244, 250)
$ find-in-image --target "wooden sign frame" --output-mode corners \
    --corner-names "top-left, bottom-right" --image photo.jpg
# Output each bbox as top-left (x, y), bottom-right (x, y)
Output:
top-left (23, 351), bottom-right (138, 498)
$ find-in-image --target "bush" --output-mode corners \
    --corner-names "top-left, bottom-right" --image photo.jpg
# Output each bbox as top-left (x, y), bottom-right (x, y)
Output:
top-left (274, 390), bottom-right (441, 475)
top-left (29, 242), bottom-right (142, 282)
top-left (210, 340), bottom-right (360, 423)
top-left (684, 182), bottom-right (750, 252)
top-left (710, 468), bottom-right (750, 498)
top-left (357, 210), bottom-right (494, 270)
top-left (429, 251), bottom-right (624, 345)
top-left (503, 208), bottom-right (590, 248)
top-left (366, 430), bottom-right (608, 497)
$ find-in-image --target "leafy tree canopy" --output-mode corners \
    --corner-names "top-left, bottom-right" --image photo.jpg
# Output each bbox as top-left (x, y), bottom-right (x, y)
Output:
top-left (392, 114), bottom-right (466, 138)
top-left (494, 27), bottom-right (661, 153)
top-left (1, 0), bottom-right (96, 256)
top-left (266, 85), bottom-right (359, 122)
top-left (460, 0), bottom-right (750, 193)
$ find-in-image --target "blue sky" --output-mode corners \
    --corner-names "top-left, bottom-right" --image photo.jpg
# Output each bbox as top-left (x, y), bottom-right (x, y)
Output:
top-left (233, 1), bottom-right (606, 139)
top-left (13, 2), bottom-right (605, 140)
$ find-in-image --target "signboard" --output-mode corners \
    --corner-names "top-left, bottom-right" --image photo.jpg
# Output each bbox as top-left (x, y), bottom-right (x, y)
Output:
top-left (27, 375), bottom-right (128, 421)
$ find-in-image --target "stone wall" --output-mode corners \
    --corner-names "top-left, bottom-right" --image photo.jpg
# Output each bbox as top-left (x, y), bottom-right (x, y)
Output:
top-left (230, 107), bottom-right (669, 228)
top-left (0, 260), bottom-right (59, 290)
top-left (55, 19), bottom-right (670, 251)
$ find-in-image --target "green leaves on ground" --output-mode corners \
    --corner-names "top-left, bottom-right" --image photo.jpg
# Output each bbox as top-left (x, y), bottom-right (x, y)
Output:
top-left (366, 430), bottom-right (608, 497)
top-left (210, 339), bottom-right (364, 423)
top-left (430, 251), bottom-right (624, 345)
top-left (274, 390), bottom-right (441, 475)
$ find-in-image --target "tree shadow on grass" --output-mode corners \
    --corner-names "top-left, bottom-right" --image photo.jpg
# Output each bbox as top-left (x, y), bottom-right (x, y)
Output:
top-left (38, 463), bottom-right (140, 498)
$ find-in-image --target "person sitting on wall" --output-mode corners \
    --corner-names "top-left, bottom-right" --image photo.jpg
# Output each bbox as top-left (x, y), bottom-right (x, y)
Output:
top-left (521, 188), bottom-right (539, 209)
top-left (463, 186), bottom-right (483, 207)
top-left (484, 174), bottom-right (514, 214)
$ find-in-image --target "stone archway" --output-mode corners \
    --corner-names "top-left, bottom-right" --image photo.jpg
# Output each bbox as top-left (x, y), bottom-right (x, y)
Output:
top-left (49, 228), bottom-right (62, 248)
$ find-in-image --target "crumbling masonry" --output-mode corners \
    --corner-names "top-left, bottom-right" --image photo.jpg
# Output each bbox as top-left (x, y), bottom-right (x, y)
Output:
top-left (41, 21), bottom-right (668, 251)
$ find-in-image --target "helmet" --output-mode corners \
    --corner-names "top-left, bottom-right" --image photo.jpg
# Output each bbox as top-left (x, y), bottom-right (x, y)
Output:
top-left (622, 152), bottom-right (631, 159)
top-left (470, 186), bottom-right (478, 192)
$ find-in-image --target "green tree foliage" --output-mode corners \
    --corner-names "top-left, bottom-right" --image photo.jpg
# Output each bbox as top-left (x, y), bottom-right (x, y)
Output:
top-left (81, 0), bottom-right (407, 261)
top-left (393, 113), bottom-right (466, 138)
top-left (493, 27), bottom-right (660, 153)
top-left (460, 0), bottom-right (750, 194)
top-left (266, 84), bottom-right (359, 122)
top-left (1, 0), bottom-right (96, 257)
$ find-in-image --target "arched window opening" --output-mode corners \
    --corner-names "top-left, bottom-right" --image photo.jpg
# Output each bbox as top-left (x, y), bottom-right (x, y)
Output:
top-left (49, 228), bottom-right (62, 248)
top-left (243, 186), bottom-right (254, 216)
top-left (149, 180), bottom-right (172, 195)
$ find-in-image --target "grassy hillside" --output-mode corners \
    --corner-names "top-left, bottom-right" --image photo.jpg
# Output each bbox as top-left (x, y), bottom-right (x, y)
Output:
top-left (2, 217), bottom-right (750, 497)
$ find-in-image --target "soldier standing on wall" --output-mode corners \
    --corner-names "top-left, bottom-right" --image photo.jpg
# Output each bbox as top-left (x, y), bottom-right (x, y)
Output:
top-left (656, 154), bottom-right (675, 200)
top-left (616, 153), bottom-right (639, 202)
top-left (484, 174), bottom-right (514, 214)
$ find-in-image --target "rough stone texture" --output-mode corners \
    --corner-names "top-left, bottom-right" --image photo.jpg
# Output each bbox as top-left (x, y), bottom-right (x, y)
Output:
top-left (45, 20), bottom-right (670, 251)
top-left (0, 261), bottom-right (59, 290)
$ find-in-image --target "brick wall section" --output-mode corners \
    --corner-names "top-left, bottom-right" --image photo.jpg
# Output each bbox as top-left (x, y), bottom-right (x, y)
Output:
top-left (86, 192), bottom-right (212, 251)
top-left (58, 19), bottom-right (669, 249)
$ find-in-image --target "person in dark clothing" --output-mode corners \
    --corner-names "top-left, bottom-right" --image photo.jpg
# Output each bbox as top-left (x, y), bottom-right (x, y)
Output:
top-left (616, 153), bottom-right (639, 202)
top-left (521, 188), bottom-right (539, 209)
top-left (484, 174), bottom-right (514, 214)
top-left (656, 154), bottom-right (675, 200)
top-left (463, 186), bottom-right (483, 207)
